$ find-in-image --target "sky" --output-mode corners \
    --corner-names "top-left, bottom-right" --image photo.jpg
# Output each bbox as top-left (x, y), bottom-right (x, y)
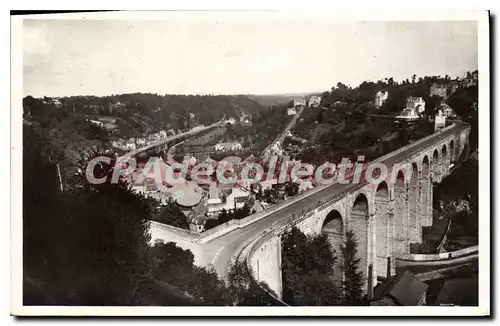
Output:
top-left (23, 19), bottom-right (478, 97)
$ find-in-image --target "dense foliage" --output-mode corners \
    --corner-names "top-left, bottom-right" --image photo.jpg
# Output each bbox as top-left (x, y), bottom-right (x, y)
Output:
top-left (281, 227), bottom-right (340, 305)
top-left (150, 241), bottom-right (279, 306)
top-left (341, 230), bottom-right (365, 306)
top-left (23, 127), bottom-right (155, 305)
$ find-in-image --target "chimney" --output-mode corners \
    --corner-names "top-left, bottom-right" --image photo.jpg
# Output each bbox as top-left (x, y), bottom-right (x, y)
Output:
top-left (367, 264), bottom-right (374, 301)
top-left (387, 256), bottom-right (392, 279)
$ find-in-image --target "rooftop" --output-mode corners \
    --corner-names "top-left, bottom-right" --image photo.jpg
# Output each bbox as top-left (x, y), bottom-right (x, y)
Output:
top-left (373, 270), bottom-right (428, 306)
top-left (435, 276), bottom-right (478, 306)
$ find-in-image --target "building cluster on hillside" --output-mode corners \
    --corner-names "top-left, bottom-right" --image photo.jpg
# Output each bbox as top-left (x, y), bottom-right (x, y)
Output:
top-left (124, 148), bottom-right (325, 233)
top-left (292, 99), bottom-right (306, 107)
top-left (111, 128), bottom-right (174, 150)
top-left (214, 142), bottom-right (243, 152)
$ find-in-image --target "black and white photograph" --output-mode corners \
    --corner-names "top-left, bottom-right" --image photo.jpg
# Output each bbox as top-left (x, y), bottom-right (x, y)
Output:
top-left (10, 9), bottom-right (490, 316)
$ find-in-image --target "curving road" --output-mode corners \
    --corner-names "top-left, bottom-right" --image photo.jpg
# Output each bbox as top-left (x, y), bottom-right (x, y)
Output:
top-left (197, 122), bottom-right (469, 278)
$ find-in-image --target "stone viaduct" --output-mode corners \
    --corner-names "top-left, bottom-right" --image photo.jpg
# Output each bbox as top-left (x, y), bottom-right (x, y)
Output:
top-left (245, 122), bottom-right (471, 300)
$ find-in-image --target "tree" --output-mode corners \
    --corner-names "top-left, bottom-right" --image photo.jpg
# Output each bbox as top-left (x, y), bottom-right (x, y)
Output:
top-left (263, 187), bottom-right (279, 204)
top-left (341, 229), bottom-right (364, 305)
top-left (284, 182), bottom-right (299, 197)
top-left (151, 241), bottom-right (230, 305)
top-left (281, 227), bottom-right (339, 306)
top-left (204, 218), bottom-right (220, 230)
top-left (24, 142), bottom-right (155, 305)
top-left (154, 198), bottom-right (189, 229)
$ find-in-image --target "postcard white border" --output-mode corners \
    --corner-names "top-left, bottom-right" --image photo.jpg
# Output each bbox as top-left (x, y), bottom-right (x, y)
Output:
top-left (10, 9), bottom-right (490, 317)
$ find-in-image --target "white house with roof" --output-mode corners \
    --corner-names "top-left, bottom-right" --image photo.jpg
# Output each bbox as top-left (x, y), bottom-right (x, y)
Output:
top-left (406, 97), bottom-right (426, 114)
top-left (375, 91), bottom-right (389, 107)
top-left (206, 185), bottom-right (251, 216)
top-left (287, 107), bottom-right (297, 116)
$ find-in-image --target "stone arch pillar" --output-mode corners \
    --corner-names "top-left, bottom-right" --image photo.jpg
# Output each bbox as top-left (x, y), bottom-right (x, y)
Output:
top-left (374, 181), bottom-right (392, 278)
top-left (393, 170), bottom-right (410, 256)
top-left (408, 163), bottom-right (420, 243)
top-left (441, 144), bottom-right (449, 178)
top-left (349, 193), bottom-right (370, 292)
top-left (421, 156), bottom-right (432, 227)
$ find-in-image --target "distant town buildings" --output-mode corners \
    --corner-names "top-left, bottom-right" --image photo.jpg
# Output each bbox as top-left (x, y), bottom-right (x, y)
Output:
top-left (374, 91), bottom-right (389, 107)
top-left (214, 142), bottom-right (243, 152)
top-left (292, 99), bottom-right (306, 107)
top-left (308, 95), bottom-right (322, 108)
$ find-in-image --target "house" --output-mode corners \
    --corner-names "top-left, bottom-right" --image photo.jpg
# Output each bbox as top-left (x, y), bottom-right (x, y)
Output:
top-left (438, 103), bottom-right (456, 118)
top-left (396, 97), bottom-right (426, 120)
top-left (287, 107), bottom-right (297, 116)
top-left (374, 91), bottom-right (389, 107)
top-left (308, 95), bottom-right (322, 108)
top-left (207, 185), bottom-right (250, 216)
top-left (293, 99), bottom-right (306, 107)
top-left (189, 215), bottom-right (205, 233)
top-left (435, 110), bottom-right (447, 131)
top-left (371, 270), bottom-right (428, 306)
